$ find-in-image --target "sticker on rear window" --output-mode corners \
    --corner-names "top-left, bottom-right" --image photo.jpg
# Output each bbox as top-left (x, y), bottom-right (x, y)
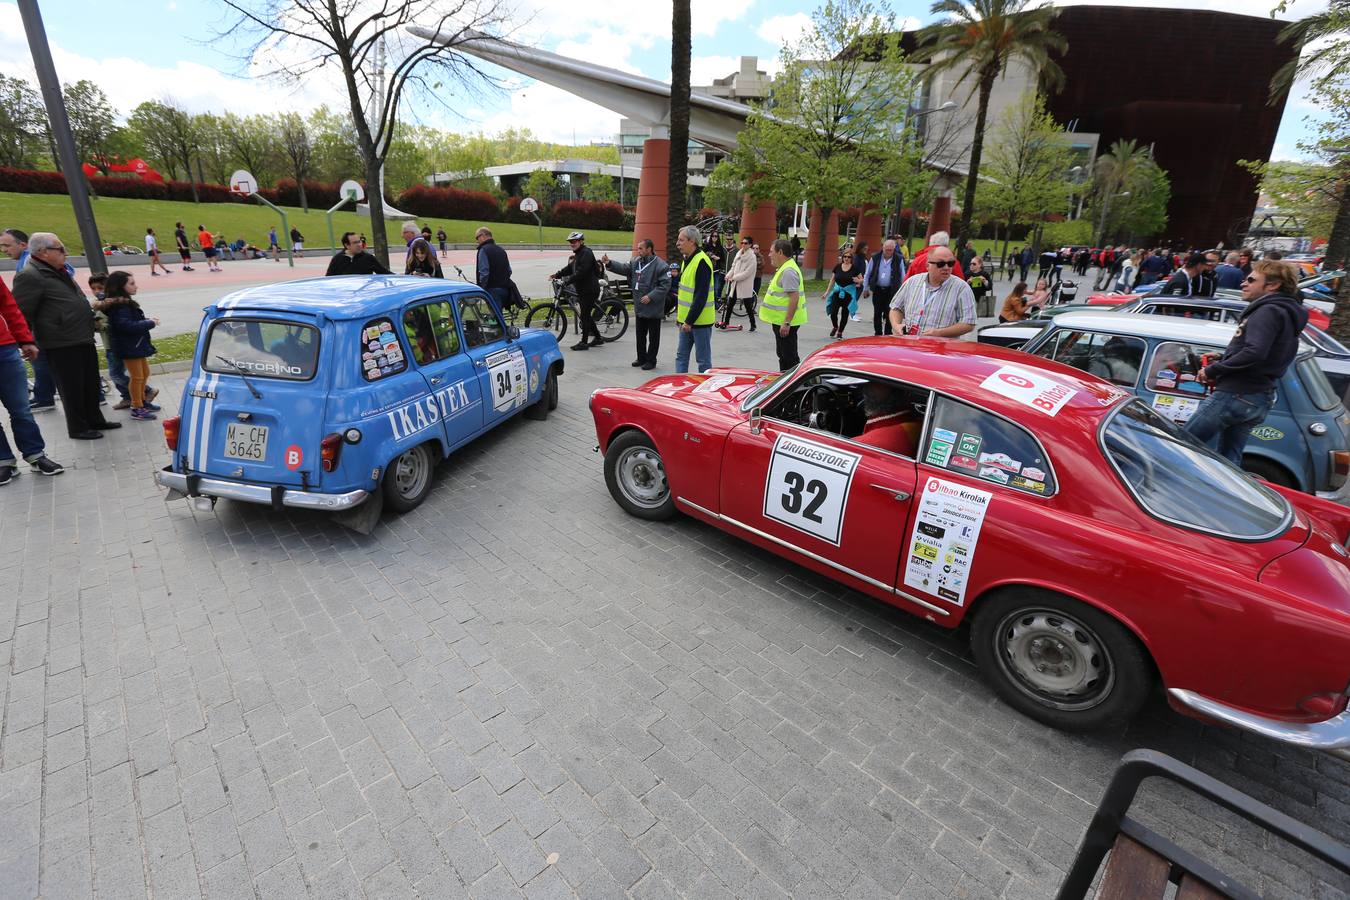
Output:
top-left (979, 365), bottom-right (1077, 416)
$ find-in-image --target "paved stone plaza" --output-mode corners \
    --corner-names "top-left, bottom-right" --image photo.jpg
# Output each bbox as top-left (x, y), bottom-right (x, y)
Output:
top-left (1, 310), bottom-right (1347, 899)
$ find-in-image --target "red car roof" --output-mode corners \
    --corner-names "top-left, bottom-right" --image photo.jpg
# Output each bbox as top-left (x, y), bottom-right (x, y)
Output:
top-left (802, 337), bottom-right (1129, 428)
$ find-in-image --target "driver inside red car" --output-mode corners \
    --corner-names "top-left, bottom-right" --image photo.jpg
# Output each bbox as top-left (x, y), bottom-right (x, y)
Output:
top-left (853, 382), bottom-right (922, 457)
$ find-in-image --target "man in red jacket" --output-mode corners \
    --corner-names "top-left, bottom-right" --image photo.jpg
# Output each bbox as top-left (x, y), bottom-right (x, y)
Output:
top-left (0, 278), bottom-right (63, 484)
top-left (906, 231), bottom-right (965, 280)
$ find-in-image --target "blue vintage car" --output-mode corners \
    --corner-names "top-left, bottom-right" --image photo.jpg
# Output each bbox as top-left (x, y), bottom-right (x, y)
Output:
top-left (155, 276), bottom-right (564, 527)
top-left (1019, 312), bottom-right (1350, 498)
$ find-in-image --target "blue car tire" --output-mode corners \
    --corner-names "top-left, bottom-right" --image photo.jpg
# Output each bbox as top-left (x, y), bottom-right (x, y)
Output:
top-left (383, 443), bottom-right (436, 513)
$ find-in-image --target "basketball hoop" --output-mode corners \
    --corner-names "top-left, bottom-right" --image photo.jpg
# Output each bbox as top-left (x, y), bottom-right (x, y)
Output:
top-left (229, 169), bottom-right (258, 197)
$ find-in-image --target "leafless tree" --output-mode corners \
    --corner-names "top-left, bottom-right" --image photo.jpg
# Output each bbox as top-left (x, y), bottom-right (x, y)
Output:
top-left (218, 0), bottom-right (513, 265)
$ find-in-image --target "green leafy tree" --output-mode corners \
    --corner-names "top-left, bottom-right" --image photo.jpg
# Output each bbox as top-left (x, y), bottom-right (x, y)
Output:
top-left (522, 169), bottom-right (558, 206)
top-left (1111, 160), bottom-right (1170, 241)
top-left (192, 114), bottom-right (234, 184)
top-left (63, 80), bottom-right (119, 174)
top-left (274, 112), bottom-right (313, 210)
top-left (581, 173), bottom-right (617, 203)
top-left (222, 113), bottom-right (279, 186)
top-left (1086, 139), bottom-right (1149, 246)
top-left (733, 0), bottom-right (921, 278)
top-left (978, 92), bottom-right (1074, 264)
top-left (915, 0), bottom-right (1066, 246)
top-left (306, 106), bottom-right (362, 183)
top-left (1242, 158), bottom-right (1339, 242)
top-left (0, 75), bottom-right (47, 168)
top-left (128, 99), bottom-right (201, 200)
top-left (704, 159), bottom-right (744, 215)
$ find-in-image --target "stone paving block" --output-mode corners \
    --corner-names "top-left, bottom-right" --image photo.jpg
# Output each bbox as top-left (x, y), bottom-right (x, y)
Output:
top-left (319, 772), bottom-right (370, 831)
top-left (201, 852), bottom-right (252, 900)
top-left (456, 775), bottom-right (512, 834)
top-left (439, 818), bottom-right (497, 884)
top-left (188, 804), bottom-right (244, 870)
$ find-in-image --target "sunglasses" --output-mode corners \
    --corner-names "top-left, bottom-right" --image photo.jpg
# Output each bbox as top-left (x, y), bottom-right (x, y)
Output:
top-left (1244, 276), bottom-right (1259, 284)
top-left (929, 259), bottom-right (954, 268)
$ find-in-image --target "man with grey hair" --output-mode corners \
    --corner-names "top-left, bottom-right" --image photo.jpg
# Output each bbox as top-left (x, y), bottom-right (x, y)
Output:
top-left (401, 221), bottom-right (419, 247)
top-left (13, 233), bottom-right (118, 439)
top-left (673, 225), bottom-right (715, 372)
top-left (1, 227), bottom-right (57, 411)
top-left (906, 230), bottom-right (965, 279)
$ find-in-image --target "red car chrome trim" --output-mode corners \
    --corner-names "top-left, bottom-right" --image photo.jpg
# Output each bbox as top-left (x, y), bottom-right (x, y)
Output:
top-left (1168, 688), bottom-right (1350, 762)
top-left (676, 496), bottom-right (951, 618)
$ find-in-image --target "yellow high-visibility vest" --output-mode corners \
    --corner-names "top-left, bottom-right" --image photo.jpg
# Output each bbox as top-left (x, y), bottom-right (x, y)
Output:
top-left (676, 251), bottom-right (716, 325)
top-left (759, 259), bottom-right (807, 326)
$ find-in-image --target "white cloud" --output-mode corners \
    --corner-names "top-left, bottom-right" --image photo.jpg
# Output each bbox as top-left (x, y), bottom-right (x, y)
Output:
top-left (756, 12), bottom-right (813, 48)
top-left (475, 83), bottom-right (622, 145)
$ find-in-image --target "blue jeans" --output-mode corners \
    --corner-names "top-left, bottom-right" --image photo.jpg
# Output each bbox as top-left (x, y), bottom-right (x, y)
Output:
top-left (106, 347), bottom-right (130, 401)
top-left (675, 325), bottom-right (712, 374)
top-left (30, 348), bottom-right (55, 405)
top-left (1184, 389), bottom-right (1273, 466)
top-left (0, 344), bottom-right (46, 463)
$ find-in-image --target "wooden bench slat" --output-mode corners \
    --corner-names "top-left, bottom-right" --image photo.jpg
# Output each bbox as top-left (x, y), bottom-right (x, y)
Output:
top-left (1176, 873), bottom-right (1229, 899)
top-left (1099, 834), bottom-right (1172, 900)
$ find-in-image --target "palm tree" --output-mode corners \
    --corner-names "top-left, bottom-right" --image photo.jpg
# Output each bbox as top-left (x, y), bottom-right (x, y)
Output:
top-left (915, 0), bottom-right (1066, 246)
top-left (1270, 2), bottom-right (1350, 339)
top-left (667, 0), bottom-right (691, 259)
top-left (1090, 139), bottom-right (1149, 246)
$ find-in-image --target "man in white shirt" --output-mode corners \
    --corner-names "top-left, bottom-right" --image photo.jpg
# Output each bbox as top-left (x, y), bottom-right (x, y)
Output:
top-left (863, 240), bottom-right (905, 336)
top-left (888, 246), bottom-right (976, 338)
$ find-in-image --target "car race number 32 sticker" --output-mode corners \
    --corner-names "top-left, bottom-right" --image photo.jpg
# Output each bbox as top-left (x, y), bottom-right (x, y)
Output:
top-left (763, 434), bottom-right (860, 545)
top-left (902, 477), bottom-right (992, 606)
top-left (486, 348), bottom-right (527, 412)
top-left (979, 365), bottom-right (1077, 416)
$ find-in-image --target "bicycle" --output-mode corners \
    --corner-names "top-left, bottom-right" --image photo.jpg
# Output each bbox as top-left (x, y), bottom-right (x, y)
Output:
top-left (525, 280), bottom-right (629, 345)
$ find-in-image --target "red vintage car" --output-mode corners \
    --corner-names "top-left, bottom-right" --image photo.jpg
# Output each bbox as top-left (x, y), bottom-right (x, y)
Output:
top-left (590, 338), bottom-right (1350, 755)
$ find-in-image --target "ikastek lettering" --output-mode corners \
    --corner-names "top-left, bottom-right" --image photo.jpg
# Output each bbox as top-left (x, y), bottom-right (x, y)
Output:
top-left (386, 382), bottom-right (475, 440)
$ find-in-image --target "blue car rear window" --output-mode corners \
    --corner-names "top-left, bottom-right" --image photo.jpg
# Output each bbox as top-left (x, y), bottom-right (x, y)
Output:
top-left (204, 319), bottom-right (319, 380)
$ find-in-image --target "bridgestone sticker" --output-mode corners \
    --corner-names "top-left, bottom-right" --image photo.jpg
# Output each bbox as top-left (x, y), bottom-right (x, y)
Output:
top-left (979, 365), bottom-right (1077, 417)
top-left (903, 477), bottom-right (992, 606)
top-left (763, 434), bottom-right (860, 545)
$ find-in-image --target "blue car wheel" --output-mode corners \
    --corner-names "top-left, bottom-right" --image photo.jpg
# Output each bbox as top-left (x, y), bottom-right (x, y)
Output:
top-left (383, 443), bottom-right (436, 513)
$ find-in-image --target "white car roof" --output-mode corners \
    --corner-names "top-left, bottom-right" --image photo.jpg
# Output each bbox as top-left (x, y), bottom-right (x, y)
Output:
top-left (1050, 312), bottom-right (1237, 343)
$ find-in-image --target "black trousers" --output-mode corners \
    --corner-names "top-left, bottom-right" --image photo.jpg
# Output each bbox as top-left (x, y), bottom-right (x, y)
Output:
top-left (45, 343), bottom-right (109, 436)
top-left (577, 290), bottom-right (602, 341)
top-left (773, 325), bottom-right (800, 371)
top-left (719, 293), bottom-right (756, 328)
top-left (871, 285), bottom-right (897, 335)
top-left (635, 317), bottom-right (660, 365)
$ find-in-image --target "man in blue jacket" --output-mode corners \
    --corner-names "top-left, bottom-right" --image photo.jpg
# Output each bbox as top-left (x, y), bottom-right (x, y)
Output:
top-left (1213, 251), bottom-right (1245, 290)
top-left (1185, 258), bottom-right (1307, 465)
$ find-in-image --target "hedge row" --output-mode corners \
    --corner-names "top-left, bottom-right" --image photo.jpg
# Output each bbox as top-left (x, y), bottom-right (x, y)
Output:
top-left (399, 187), bottom-right (626, 232)
top-left (0, 167), bottom-right (243, 203)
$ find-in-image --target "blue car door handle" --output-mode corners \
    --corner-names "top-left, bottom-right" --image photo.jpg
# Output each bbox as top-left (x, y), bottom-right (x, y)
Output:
top-left (475, 359), bottom-right (486, 368)
top-left (429, 376), bottom-right (443, 385)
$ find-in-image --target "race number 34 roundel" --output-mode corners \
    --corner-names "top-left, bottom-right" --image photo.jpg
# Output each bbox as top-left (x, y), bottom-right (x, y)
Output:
top-left (763, 434), bottom-right (860, 545)
top-left (980, 365), bottom-right (1077, 416)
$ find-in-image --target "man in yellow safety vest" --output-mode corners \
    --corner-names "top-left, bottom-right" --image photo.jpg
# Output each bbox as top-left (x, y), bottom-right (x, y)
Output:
top-left (674, 225), bottom-right (716, 373)
top-left (759, 238), bottom-right (807, 371)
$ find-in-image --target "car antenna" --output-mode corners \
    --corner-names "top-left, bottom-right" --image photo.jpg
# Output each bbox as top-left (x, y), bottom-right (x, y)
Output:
top-left (216, 355), bottom-right (263, 400)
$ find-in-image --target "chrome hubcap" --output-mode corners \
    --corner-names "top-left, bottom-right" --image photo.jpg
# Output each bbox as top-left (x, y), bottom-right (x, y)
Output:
top-left (995, 608), bottom-right (1113, 711)
top-left (617, 447), bottom-right (668, 508)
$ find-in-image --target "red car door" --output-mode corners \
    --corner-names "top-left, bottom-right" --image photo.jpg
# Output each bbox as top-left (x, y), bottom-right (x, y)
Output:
top-left (719, 418), bottom-right (922, 605)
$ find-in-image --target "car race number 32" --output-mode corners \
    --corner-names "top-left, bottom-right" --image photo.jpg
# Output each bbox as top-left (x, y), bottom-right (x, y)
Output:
top-left (486, 348), bottom-right (527, 412)
top-left (763, 434), bottom-right (860, 545)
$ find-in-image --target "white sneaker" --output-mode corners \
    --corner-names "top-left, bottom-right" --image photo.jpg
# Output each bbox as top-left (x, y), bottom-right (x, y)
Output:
top-left (850, 315), bottom-right (861, 322)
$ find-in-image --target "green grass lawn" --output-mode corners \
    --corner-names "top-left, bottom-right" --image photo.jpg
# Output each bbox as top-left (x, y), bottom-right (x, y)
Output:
top-left (0, 192), bottom-right (634, 255)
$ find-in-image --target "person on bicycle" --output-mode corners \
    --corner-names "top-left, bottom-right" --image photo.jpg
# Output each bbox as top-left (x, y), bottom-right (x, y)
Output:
top-left (550, 232), bottom-right (604, 351)
top-left (602, 239), bottom-right (670, 371)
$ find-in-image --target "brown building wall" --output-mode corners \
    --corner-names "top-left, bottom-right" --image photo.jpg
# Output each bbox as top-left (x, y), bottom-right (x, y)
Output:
top-left (1043, 6), bottom-right (1297, 247)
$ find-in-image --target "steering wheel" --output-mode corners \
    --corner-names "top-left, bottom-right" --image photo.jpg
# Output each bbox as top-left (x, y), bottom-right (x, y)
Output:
top-left (795, 383), bottom-right (843, 434)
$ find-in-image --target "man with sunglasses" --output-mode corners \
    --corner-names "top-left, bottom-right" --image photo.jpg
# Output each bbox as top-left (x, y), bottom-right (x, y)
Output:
top-left (1184, 259), bottom-right (1306, 465)
top-left (888, 246), bottom-right (976, 339)
top-left (12, 233), bottom-right (119, 439)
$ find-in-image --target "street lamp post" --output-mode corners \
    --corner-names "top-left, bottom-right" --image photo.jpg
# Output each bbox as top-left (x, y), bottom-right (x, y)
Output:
top-left (18, 0), bottom-right (105, 273)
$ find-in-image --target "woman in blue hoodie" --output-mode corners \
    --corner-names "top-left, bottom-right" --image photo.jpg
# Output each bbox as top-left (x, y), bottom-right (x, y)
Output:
top-left (102, 271), bottom-right (160, 421)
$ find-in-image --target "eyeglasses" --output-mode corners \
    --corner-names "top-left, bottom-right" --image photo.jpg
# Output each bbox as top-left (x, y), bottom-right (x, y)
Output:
top-left (1243, 276), bottom-right (1259, 284)
top-left (929, 259), bottom-right (954, 268)
top-left (46, 246), bottom-right (67, 254)
top-left (842, 255), bottom-right (853, 260)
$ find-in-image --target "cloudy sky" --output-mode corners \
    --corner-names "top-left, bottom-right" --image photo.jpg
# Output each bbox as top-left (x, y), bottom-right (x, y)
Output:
top-left (0, 0), bottom-right (1330, 160)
